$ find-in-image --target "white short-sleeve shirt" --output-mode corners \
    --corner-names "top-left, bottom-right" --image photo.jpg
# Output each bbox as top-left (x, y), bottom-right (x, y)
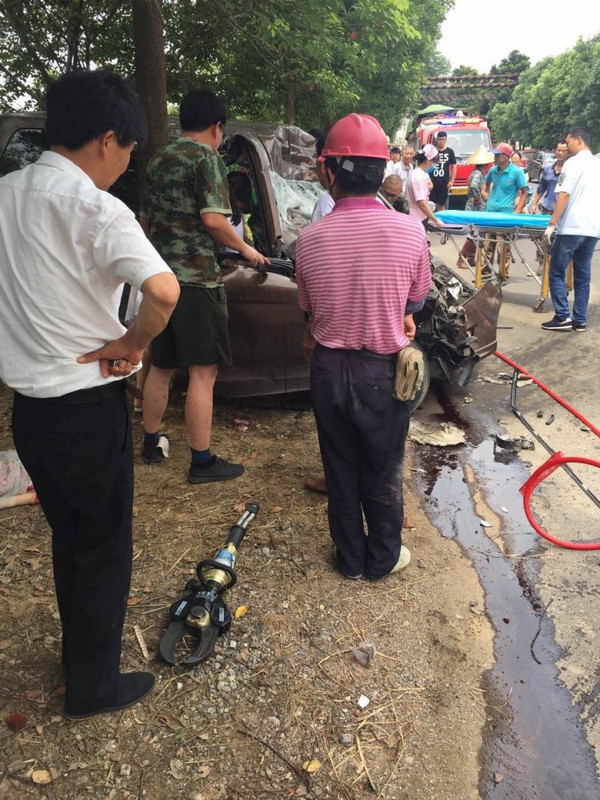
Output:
top-left (384, 160), bottom-right (404, 179)
top-left (0, 151), bottom-right (172, 397)
top-left (311, 192), bottom-right (335, 221)
top-left (556, 149), bottom-right (600, 237)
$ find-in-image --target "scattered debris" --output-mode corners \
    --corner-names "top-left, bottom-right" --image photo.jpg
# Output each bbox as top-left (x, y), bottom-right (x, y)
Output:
top-left (31, 769), bottom-right (52, 785)
top-left (494, 434), bottom-right (521, 452)
top-left (493, 771), bottom-right (504, 784)
top-left (581, 426), bottom-right (590, 433)
top-left (351, 641), bottom-right (376, 668)
top-left (464, 397), bottom-right (474, 404)
top-left (133, 624), bottom-right (149, 661)
top-left (494, 434), bottom-right (535, 452)
top-left (357, 695), bottom-right (370, 709)
top-left (479, 519), bottom-right (492, 528)
top-left (339, 733), bottom-right (354, 747)
top-left (167, 758), bottom-right (186, 780)
top-left (493, 446), bottom-right (519, 465)
top-left (7, 759), bottom-right (34, 776)
top-left (496, 372), bottom-right (531, 384)
top-left (546, 414), bottom-right (555, 426)
top-left (302, 758), bottom-right (322, 774)
top-left (6, 712), bottom-right (26, 732)
top-left (409, 420), bottom-right (466, 447)
top-left (537, 410), bottom-right (544, 418)
top-left (233, 417), bottom-right (250, 433)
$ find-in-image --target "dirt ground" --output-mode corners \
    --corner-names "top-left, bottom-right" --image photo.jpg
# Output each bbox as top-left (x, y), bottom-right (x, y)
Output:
top-left (0, 381), bottom-right (495, 800)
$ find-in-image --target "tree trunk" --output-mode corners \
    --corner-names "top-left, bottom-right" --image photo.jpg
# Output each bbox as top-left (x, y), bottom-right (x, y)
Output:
top-left (131, 0), bottom-right (168, 200)
top-left (285, 82), bottom-right (296, 125)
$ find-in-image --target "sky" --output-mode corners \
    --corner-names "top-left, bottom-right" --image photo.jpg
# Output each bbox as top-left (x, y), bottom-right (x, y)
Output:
top-left (438, 0), bottom-right (600, 73)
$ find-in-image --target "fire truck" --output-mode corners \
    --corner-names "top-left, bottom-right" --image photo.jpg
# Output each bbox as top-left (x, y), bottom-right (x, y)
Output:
top-left (409, 112), bottom-right (493, 208)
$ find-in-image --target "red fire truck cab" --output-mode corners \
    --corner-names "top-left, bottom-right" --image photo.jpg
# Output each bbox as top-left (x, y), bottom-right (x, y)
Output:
top-left (410, 114), bottom-right (492, 208)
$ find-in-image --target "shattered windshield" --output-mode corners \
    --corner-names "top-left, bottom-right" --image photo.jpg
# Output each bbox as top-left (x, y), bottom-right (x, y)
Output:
top-left (269, 170), bottom-right (323, 259)
top-left (266, 125), bottom-right (323, 259)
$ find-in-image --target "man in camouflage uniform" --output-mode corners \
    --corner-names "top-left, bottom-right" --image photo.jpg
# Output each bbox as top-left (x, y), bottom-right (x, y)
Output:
top-left (140, 89), bottom-right (267, 483)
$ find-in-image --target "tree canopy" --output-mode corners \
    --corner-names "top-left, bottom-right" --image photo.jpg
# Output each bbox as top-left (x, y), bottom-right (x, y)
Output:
top-left (489, 37), bottom-right (600, 150)
top-left (0, 0), bottom-right (453, 137)
top-left (490, 49), bottom-right (530, 76)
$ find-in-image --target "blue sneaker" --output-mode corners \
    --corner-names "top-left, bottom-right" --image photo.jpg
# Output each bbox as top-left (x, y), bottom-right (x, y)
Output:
top-left (541, 316), bottom-right (572, 331)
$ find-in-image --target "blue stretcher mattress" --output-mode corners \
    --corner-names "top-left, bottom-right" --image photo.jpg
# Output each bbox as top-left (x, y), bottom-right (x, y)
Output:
top-left (435, 210), bottom-right (551, 229)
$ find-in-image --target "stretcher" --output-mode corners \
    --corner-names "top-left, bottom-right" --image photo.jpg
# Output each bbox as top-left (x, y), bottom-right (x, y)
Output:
top-left (432, 210), bottom-right (572, 313)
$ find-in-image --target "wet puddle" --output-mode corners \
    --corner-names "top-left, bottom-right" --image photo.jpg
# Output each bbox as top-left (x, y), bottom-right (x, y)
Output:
top-left (412, 394), bottom-right (599, 799)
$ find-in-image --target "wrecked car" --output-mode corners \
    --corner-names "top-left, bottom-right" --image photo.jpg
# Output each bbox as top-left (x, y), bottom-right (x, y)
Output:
top-left (0, 114), bottom-right (501, 407)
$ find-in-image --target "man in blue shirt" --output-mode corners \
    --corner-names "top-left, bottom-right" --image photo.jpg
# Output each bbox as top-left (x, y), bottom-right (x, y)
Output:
top-left (480, 142), bottom-right (528, 276)
top-left (531, 141), bottom-right (568, 214)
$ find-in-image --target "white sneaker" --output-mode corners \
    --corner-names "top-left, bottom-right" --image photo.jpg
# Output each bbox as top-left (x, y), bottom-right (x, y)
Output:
top-left (389, 545), bottom-right (411, 574)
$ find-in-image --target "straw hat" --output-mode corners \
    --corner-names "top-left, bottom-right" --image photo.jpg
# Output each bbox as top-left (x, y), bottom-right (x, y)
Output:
top-left (467, 145), bottom-right (494, 165)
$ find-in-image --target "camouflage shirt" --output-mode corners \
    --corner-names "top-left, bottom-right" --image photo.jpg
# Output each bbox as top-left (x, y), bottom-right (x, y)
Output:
top-left (141, 138), bottom-right (231, 287)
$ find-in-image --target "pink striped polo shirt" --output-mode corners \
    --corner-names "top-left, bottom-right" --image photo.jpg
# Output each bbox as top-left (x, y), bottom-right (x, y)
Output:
top-left (295, 196), bottom-right (431, 354)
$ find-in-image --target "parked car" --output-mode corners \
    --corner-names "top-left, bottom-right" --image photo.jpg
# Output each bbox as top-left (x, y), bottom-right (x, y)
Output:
top-left (522, 149), bottom-right (555, 182)
top-left (0, 113), bottom-right (501, 407)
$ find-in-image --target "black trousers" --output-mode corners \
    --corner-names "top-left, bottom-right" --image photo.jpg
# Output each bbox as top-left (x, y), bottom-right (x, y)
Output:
top-left (310, 345), bottom-right (410, 580)
top-left (12, 382), bottom-right (133, 708)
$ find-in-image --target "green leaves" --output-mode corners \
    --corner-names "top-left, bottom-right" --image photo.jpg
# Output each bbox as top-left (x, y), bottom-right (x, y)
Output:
top-left (489, 37), bottom-right (600, 150)
top-left (0, 0), bottom-right (450, 138)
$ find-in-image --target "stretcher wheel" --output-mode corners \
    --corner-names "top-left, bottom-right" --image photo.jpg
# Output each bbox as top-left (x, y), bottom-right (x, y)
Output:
top-left (532, 297), bottom-right (546, 313)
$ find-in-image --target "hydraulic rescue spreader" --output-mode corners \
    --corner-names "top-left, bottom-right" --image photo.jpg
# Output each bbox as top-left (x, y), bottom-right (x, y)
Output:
top-left (159, 503), bottom-right (259, 667)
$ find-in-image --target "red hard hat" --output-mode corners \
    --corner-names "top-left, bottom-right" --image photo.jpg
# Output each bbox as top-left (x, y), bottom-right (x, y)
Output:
top-left (322, 114), bottom-right (389, 160)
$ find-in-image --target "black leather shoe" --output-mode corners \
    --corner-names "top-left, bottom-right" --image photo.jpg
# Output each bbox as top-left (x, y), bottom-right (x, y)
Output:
top-left (65, 672), bottom-right (155, 720)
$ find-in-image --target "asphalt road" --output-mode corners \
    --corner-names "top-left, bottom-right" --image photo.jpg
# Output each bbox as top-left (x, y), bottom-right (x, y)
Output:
top-left (423, 230), bottom-right (600, 797)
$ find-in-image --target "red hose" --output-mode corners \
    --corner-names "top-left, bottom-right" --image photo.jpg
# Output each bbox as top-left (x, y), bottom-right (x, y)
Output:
top-left (520, 453), bottom-right (600, 550)
top-left (495, 350), bottom-right (600, 437)
top-left (495, 351), bottom-right (600, 550)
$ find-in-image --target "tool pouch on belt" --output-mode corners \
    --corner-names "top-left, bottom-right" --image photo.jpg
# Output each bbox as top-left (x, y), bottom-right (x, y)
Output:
top-left (393, 346), bottom-right (425, 402)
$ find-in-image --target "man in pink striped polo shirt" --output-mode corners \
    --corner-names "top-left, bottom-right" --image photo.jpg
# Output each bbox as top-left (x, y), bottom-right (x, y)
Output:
top-left (295, 113), bottom-right (431, 581)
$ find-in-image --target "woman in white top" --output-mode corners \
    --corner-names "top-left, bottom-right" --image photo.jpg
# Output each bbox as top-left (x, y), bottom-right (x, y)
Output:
top-left (405, 144), bottom-right (442, 228)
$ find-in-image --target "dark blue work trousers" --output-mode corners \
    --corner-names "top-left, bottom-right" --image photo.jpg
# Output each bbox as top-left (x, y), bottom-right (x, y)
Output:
top-left (12, 381), bottom-right (133, 710)
top-left (310, 344), bottom-right (410, 580)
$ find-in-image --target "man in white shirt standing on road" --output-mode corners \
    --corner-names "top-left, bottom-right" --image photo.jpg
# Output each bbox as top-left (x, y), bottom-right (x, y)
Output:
top-left (541, 127), bottom-right (600, 332)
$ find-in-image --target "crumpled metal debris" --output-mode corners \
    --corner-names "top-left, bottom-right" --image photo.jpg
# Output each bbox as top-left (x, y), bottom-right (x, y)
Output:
top-left (494, 434), bottom-right (535, 452)
top-left (409, 420), bottom-right (466, 447)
